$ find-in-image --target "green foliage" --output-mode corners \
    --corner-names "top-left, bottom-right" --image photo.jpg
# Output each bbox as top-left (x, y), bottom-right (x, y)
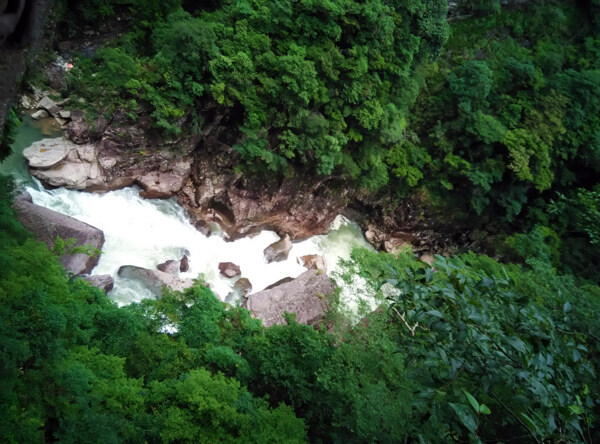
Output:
top-left (64, 0), bottom-right (448, 185)
top-left (347, 248), bottom-right (600, 442)
top-left (0, 108), bottom-right (21, 162)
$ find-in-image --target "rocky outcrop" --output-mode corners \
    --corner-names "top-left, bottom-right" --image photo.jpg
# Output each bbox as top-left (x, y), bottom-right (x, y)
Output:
top-left (13, 199), bottom-right (104, 275)
top-left (299, 254), bottom-right (326, 272)
top-left (157, 259), bottom-right (179, 275)
top-left (264, 235), bottom-right (292, 263)
top-left (23, 137), bottom-right (103, 189)
top-left (118, 265), bottom-right (193, 297)
top-left (243, 270), bottom-right (335, 327)
top-left (81, 274), bottom-right (114, 294)
top-left (218, 262), bottom-right (241, 278)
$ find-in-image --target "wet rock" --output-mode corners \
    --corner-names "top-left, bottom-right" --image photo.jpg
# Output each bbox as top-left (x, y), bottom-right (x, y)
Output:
top-left (180, 254), bottom-right (190, 272)
top-left (234, 277), bottom-right (252, 296)
top-left (264, 234), bottom-right (292, 263)
top-left (82, 274), bottom-right (114, 294)
top-left (243, 270), bottom-right (335, 327)
top-left (13, 199), bottom-right (104, 275)
top-left (157, 259), bottom-right (180, 275)
top-left (298, 254), bottom-right (326, 272)
top-left (218, 262), bottom-right (241, 278)
top-left (118, 265), bottom-right (194, 297)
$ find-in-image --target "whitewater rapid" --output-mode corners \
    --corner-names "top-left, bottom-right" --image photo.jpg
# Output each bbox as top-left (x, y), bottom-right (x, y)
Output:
top-left (2, 118), bottom-right (380, 317)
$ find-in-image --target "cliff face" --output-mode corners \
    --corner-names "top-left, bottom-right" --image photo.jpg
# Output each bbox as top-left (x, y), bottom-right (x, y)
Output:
top-left (0, 0), bottom-right (54, 139)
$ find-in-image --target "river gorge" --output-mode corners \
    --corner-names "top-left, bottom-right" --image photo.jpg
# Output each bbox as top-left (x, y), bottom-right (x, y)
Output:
top-left (2, 116), bottom-right (380, 320)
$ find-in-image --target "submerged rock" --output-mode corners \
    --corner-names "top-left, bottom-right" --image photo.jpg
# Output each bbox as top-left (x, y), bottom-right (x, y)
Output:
top-left (81, 274), bottom-right (114, 294)
top-left (243, 270), bottom-right (335, 327)
top-left (264, 235), bottom-right (292, 263)
top-left (13, 199), bottom-right (104, 275)
top-left (218, 262), bottom-right (241, 278)
top-left (118, 265), bottom-right (193, 297)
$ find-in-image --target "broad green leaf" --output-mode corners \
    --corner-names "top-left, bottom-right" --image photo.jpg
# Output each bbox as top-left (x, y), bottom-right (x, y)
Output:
top-left (463, 390), bottom-right (479, 412)
top-left (449, 403), bottom-right (478, 432)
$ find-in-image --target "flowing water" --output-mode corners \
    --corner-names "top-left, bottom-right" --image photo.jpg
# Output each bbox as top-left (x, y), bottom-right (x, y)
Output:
top-left (2, 118), bottom-right (380, 317)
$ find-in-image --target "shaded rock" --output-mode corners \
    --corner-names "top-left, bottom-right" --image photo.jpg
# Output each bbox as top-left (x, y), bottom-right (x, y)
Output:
top-left (264, 234), bottom-right (292, 263)
top-left (15, 191), bottom-right (32, 202)
top-left (118, 265), bottom-right (193, 297)
top-left (265, 276), bottom-right (294, 290)
top-left (298, 254), bottom-right (326, 272)
top-left (420, 252), bottom-right (435, 266)
top-left (82, 274), bottom-right (114, 294)
top-left (31, 109), bottom-right (49, 120)
top-left (243, 270), bottom-right (335, 327)
top-left (23, 138), bottom-right (68, 168)
top-left (180, 254), bottom-right (190, 272)
top-left (13, 199), bottom-right (104, 275)
top-left (138, 172), bottom-right (185, 199)
top-left (37, 96), bottom-right (60, 117)
top-left (218, 262), bottom-right (241, 278)
top-left (234, 277), bottom-right (252, 297)
top-left (157, 259), bottom-right (179, 275)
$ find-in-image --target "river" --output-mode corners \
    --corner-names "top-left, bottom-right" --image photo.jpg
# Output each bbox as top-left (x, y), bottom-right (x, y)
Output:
top-left (1, 117), bottom-right (379, 317)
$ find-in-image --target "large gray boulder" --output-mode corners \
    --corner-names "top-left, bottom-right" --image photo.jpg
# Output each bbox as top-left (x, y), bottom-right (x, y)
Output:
top-left (23, 137), bottom-right (104, 190)
top-left (118, 265), bottom-right (194, 297)
top-left (264, 234), bottom-right (292, 263)
top-left (243, 270), bottom-right (335, 327)
top-left (13, 200), bottom-right (104, 275)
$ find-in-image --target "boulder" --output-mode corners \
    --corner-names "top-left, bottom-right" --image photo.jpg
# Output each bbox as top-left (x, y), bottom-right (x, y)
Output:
top-left (234, 277), bottom-right (252, 297)
top-left (298, 254), bottom-right (326, 272)
top-left (31, 109), bottom-right (49, 120)
top-left (157, 259), bottom-right (179, 275)
top-left (180, 254), bottom-right (190, 272)
top-left (218, 261), bottom-right (241, 278)
top-left (265, 276), bottom-right (294, 290)
top-left (138, 171), bottom-right (185, 199)
top-left (59, 110), bottom-right (71, 119)
top-left (23, 138), bottom-right (68, 168)
top-left (81, 274), bottom-right (114, 294)
top-left (118, 265), bottom-right (194, 297)
top-left (37, 96), bottom-right (60, 117)
top-left (264, 234), bottom-right (292, 263)
top-left (13, 200), bottom-right (104, 275)
top-left (243, 270), bottom-right (335, 327)
top-left (23, 137), bottom-right (104, 190)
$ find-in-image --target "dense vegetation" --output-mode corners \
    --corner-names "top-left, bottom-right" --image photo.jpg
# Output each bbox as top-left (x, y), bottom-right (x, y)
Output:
top-left (2, 177), bottom-right (599, 442)
top-left (2, 0), bottom-right (600, 442)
